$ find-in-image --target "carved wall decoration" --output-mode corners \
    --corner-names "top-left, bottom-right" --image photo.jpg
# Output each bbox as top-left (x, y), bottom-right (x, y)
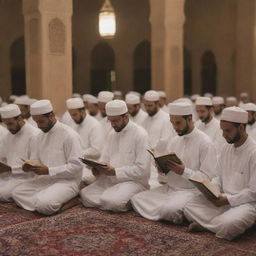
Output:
top-left (49, 18), bottom-right (65, 55)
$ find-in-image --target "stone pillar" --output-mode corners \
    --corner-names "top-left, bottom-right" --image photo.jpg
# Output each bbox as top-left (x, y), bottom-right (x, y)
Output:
top-left (150, 0), bottom-right (185, 101)
top-left (23, 0), bottom-right (73, 116)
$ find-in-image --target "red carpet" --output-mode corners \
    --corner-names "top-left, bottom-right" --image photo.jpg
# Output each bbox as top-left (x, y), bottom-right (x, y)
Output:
top-left (0, 202), bottom-right (256, 255)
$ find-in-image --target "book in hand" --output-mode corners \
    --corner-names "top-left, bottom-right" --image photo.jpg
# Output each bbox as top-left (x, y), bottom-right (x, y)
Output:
top-left (0, 161), bottom-right (11, 173)
top-left (147, 149), bottom-right (182, 174)
top-left (189, 177), bottom-right (220, 200)
top-left (21, 158), bottom-right (42, 168)
top-left (79, 157), bottom-right (108, 168)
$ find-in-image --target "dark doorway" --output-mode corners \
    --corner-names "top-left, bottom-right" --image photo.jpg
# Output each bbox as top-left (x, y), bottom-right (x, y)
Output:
top-left (133, 40), bottom-right (151, 94)
top-left (201, 50), bottom-right (217, 95)
top-left (10, 37), bottom-right (26, 95)
top-left (91, 41), bottom-right (115, 95)
top-left (183, 47), bottom-right (192, 95)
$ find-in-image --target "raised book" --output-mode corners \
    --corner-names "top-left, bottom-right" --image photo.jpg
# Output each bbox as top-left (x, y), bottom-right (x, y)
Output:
top-left (189, 177), bottom-right (220, 200)
top-left (79, 158), bottom-right (107, 168)
top-left (147, 149), bottom-right (182, 174)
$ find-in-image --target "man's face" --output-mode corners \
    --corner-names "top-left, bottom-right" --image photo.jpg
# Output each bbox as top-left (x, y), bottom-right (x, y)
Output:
top-left (170, 115), bottom-right (190, 136)
top-left (247, 111), bottom-right (256, 125)
top-left (68, 109), bottom-right (84, 124)
top-left (33, 114), bottom-right (54, 133)
top-left (3, 117), bottom-right (22, 134)
top-left (196, 105), bottom-right (211, 123)
top-left (108, 114), bottom-right (128, 132)
top-left (159, 97), bottom-right (166, 108)
top-left (213, 104), bottom-right (223, 115)
top-left (127, 104), bottom-right (140, 117)
top-left (98, 102), bottom-right (106, 117)
top-left (87, 103), bottom-right (99, 116)
top-left (18, 104), bottom-right (30, 119)
top-left (144, 100), bottom-right (158, 116)
top-left (220, 121), bottom-right (241, 144)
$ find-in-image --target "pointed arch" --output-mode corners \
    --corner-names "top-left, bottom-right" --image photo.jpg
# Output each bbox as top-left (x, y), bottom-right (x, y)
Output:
top-left (183, 47), bottom-right (192, 95)
top-left (133, 40), bottom-right (151, 93)
top-left (90, 41), bottom-right (115, 94)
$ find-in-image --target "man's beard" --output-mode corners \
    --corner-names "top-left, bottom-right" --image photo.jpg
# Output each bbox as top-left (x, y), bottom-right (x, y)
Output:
top-left (200, 113), bottom-right (211, 123)
top-left (226, 131), bottom-right (241, 144)
top-left (40, 120), bottom-right (55, 133)
top-left (130, 109), bottom-right (139, 117)
top-left (9, 123), bottom-right (21, 134)
top-left (113, 122), bottom-right (127, 132)
top-left (248, 119), bottom-right (255, 126)
top-left (74, 116), bottom-right (84, 124)
top-left (147, 109), bottom-right (157, 117)
top-left (176, 123), bottom-right (189, 136)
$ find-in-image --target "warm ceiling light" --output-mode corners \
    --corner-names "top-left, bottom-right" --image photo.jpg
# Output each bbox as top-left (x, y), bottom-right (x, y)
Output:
top-left (99, 0), bottom-right (116, 39)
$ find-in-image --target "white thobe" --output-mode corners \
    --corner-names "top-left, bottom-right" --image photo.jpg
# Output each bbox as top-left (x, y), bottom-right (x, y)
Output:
top-left (130, 109), bottom-right (147, 127)
top-left (80, 121), bottom-right (150, 212)
top-left (12, 121), bottom-right (83, 215)
top-left (246, 122), bottom-right (256, 141)
top-left (195, 117), bottom-right (226, 152)
top-left (184, 137), bottom-right (256, 240)
top-left (161, 105), bottom-right (169, 113)
top-left (0, 123), bottom-right (39, 201)
top-left (142, 109), bottom-right (175, 188)
top-left (73, 114), bottom-right (104, 184)
top-left (100, 117), bottom-right (113, 138)
top-left (0, 125), bottom-right (8, 142)
top-left (92, 112), bottom-right (103, 121)
top-left (131, 127), bottom-right (217, 224)
top-left (60, 111), bottom-right (76, 129)
top-left (27, 116), bottom-right (37, 127)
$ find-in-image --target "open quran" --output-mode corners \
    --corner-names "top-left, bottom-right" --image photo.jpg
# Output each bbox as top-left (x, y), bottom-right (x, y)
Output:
top-left (147, 149), bottom-right (182, 174)
top-left (189, 177), bottom-right (221, 200)
top-left (21, 158), bottom-right (42, 168)
top-left (79, 157), bottom-right (107, 168)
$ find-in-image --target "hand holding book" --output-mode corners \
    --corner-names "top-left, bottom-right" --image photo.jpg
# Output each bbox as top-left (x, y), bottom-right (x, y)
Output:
top-left (21, 158), bottom-right (49, 175)
top-left (0, 161), bottom-right (11, 173)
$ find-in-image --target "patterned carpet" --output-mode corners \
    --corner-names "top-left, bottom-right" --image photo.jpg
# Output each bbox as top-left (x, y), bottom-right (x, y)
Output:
top-left (0, 202), bottom-right (256, 256)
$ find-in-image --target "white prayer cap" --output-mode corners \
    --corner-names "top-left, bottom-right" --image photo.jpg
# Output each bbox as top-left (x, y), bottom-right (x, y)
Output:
top-left (221, 106), bottom-right (248, 124)
top-left (9, 95), bottom-right (18, 101)
top-left (30, 100), bottom-right (53, 115)
top-left (226, 96), bottom-right (237, 102)
top-left (82, 94), bottom-right (92, 102)
top-left (174, 98), bottom-right (193, 105)
top-left (72, 93), bottom-right (81, 98)
top-left (195, 97), bottom-right (212, 106)
top-left (204, 92), bottom-right (213, 98)
top-left (128, 91), bottom-right (141, 98)
top-left (113, 90), bottom-right (123, 97)
top-left (158, 91), bottom-right (166, 98)
top-left (125, 94), bottom-right (140, 105)
top-left (29, 98), bottom-right (37, 105)
top-left (190, 94), bottom-right (200, 101)
top-left (240, 92), bottom-right (249, 98)
top-left (241, 103), bottom-right (256, 112)
top-left (66, 98), bottom-right (84, 110)
top-left (98, 91), bottom-right (114, 103)
top-left (144, 90), bottom-right (159, 101)
top-left (14, 97), bottom-right (31, 105)
top-left (168, 102), bottom-right (193, 116)
top-left (0, 104), bottom-right (21, 119)
top-left (87, 95), bottom-right (98, 104)
top-left (212, 96), bottom-right (224, 105)
top-left (106, 100), bottom-right (128, 116)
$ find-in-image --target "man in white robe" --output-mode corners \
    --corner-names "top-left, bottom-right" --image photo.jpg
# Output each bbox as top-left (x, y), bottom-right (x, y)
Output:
top-left (12, 100), bottom-right (83, 215)
top-left (80, 100), bottom-right (150, 212)
top-left (98, 91), bottom-right (114, 137)
top-left (241, 103), bottom-right (256, 141)
top-left (184, 107), bottom-right (256, 240)
top-left (158, 91), bottom-right (169, 113)
top-left (87, 95), bottom-right (102, 121)
top-left (226, 96), bottom-right (238, 107)
top-left (212, 96), bottom-right (225, 120)
top-left (195, 97), bottom-right (225, 151)
top-left (142, 90), bottom-right (176, 188)
top-left (125, 94), bottom-right (147, 126)
top-left (131, 102), bottom-right (217, 224)
top-left (0, 104), bottom-right (38, 201)
top-left (66, 98), bottom-right (103, 184)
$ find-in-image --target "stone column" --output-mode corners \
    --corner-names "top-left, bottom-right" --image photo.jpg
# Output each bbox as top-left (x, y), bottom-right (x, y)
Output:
top-left (23, 0), bottom-right (73, 116)
top-left (150, 0), bottom-right (185, 101)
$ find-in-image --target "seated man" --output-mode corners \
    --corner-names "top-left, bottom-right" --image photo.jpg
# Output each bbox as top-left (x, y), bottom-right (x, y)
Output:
top-left (0, 104), bottom-right (38, 201)
top-left (131, 102), bottom-right (217, 224)
top-left (12, 100), bottom-right (83, 215)
top-left (80, 100), bottom-right (150, 212)
top-left (184, 106), bottom-right (256, 241)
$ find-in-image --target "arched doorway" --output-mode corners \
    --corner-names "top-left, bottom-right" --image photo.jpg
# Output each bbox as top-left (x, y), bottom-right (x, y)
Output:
top-left (10, 37), bottom-right (26, 95)
top-left (90, 41), bottom-right (115, 95)
top-left (201, 50), bottom-right (217, 95)
top-left (183, 47), bottom-right (192, 95)
top-left (133, 40), bottom-right (151, 94)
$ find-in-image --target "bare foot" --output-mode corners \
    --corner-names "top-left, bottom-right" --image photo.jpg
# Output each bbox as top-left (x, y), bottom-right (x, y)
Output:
top-left (188, 222), bottom-right (207, 232)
